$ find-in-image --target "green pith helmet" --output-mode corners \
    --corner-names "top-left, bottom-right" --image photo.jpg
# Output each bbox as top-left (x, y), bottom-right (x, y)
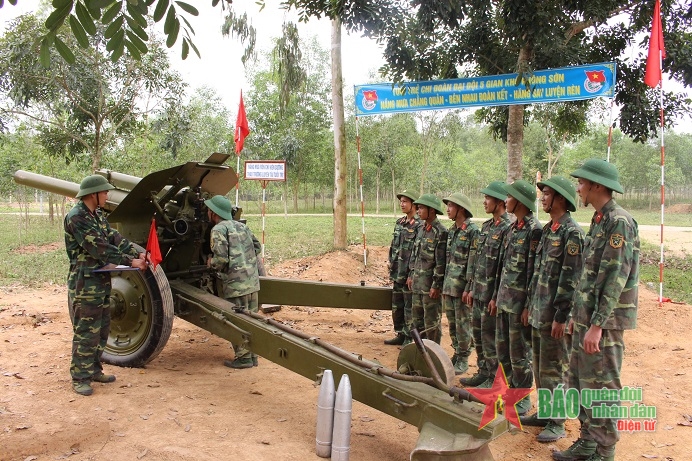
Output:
top-left (75, 175), bottom-right (115, 198)
top-left (505, 179), bottom-right (537, 212)
top-left (442, 193), bottom-right (474, 218)
top-left (537, 176), bottom-right (578, 212)
top-left (413, 193), bottom-right (445, 215)
top-left (204, 195), bottom-right (233, 221)
top-left (570, 158), bottom-right (624, 194)
top-left (480, 181), bottom-right (507, 201)
top-left (396, 189), bottom-right (419, 202)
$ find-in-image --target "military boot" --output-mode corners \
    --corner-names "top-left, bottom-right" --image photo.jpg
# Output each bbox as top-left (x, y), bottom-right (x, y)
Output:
top-left (384, 333), bottom-right (406, 345)
top-left (72, 381), bottom-right (93, 396)
top-left (516, 395), bottom-right (532, 415)
top-left (453, 357), bottom-right (469, 375)
top-left (224, 357), bottom-right (254, 369)
top-left (583, 453), bottom-right (614, 461)
top-left (92, 372), bottom-right (116, 383)
top-left (459, 372), bottom-right (488, 387)
top-left (552, 438), bottom-right (597, 461)
top-left (536, 421), bottom-right (566, 442)
top-left (519, 413), bottom-right (549, 427)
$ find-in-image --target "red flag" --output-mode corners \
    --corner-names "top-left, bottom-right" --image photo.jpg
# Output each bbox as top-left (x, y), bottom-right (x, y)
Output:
top-left (644, 0), bottom-right (665, 88)
top-left (234, 91), bottom-right (250, 154)
top-left (146, 218), bottom-right (162, 269)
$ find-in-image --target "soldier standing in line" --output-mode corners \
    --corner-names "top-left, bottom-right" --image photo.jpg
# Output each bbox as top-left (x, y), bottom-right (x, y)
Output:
top-left (65, 175), bottom-right (148, 396)
top-left (494, 179), bottom-right (542, 414)
top-left (206, 195), bottom-right (265, 369)
top-left (521, 176), bottom-right (584, 443)
top-left (406, 194), bottom-right (447, 344)
top-left (553, 160), bottom-right (639, 461)
top-left (385, 190), bottom-right (420, 346)
top-left (460, 181), bottom-right (511, 387)
top-left (441, 193), bottom-right (479, 374)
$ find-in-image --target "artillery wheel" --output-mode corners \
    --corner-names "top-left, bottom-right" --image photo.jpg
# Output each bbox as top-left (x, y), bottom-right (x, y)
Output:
top-left (396, 339), bottom-right (456, 387)
top-left (103, 265), bottom-right (174, 367)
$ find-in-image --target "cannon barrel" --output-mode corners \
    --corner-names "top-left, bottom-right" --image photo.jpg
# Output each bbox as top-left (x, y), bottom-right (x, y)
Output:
top-left (13, 169), bottom-right (131, 212)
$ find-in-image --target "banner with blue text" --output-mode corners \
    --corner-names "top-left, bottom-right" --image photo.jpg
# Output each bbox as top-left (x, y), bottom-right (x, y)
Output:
top-left (354, 62), bottom-right (616, 116)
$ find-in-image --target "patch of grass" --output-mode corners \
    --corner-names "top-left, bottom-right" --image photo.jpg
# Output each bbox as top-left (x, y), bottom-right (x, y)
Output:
top-left (0, 214), bottom-right (66, 286)
top-left (242, 215), bottom-right (394, 264)
top-left (639, 242), bottom-right (692, 305)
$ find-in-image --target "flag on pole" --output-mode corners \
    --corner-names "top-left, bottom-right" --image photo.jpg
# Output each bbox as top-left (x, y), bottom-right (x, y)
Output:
top-left (235, 91), bottom-right (250, 154)
top-left (146, 218), bottom-right (163, 269)
top-left (644, 0), bottom-right (665, 88)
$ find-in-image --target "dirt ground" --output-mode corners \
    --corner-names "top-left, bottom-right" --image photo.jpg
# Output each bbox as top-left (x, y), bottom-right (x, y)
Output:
top-left (2, 238), bottom-right (692, 461)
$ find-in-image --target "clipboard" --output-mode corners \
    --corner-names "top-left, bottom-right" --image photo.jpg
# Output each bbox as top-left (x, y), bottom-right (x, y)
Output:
top-left (93, 264), bottom-right (140, 273)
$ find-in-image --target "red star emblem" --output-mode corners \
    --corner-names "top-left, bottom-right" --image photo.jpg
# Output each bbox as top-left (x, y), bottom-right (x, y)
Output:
top-left (585, 70), bottom-right (606, 83)
top-left (363, 90), bottom-right (378, 101)
top-left (465, 364), bottom-right (533, 429)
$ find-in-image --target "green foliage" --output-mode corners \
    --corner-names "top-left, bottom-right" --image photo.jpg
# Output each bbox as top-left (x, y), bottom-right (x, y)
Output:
top-left (0, 12), bottom-right (186, 170)
top-left (33, 0), bottom-right (200, 64)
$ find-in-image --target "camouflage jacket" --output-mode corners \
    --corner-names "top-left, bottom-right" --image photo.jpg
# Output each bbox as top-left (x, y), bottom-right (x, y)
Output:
top-left (388, 215), bottom-right (421, 284)
top-left (469, 213), bottom-right (511, 303)
top-left (408, 218), bottom-right (448, 294)
top-left (442, 219), bottom-right (480, 297)
top-left (528, 212), bottom-right (585, 329)
top-left (210, 220), bottom-right (262, 299)
top-left (64, 201), bottom-right (140, 299)
top-left (572, 199), bottom-right (639, 330)
top-left (496, 214), bottom-right (542, 314)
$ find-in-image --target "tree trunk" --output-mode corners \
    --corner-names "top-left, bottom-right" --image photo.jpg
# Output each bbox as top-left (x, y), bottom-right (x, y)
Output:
top-left (331, 18), bottom-right (347, 250)
top-left (376, 168), bottom-right (381, 214)
top-left (283, 182), bottom-right (288, 216)
top-left (506, 46), bottom-right (531, 182)
top-left (391, 168), bottom-right (397, 214)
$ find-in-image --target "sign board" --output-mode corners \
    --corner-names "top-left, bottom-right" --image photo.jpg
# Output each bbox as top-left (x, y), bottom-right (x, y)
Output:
top-left (354, 62), bottom-right (616, 116)
top-left (244, 160), bottom-right (287, 182)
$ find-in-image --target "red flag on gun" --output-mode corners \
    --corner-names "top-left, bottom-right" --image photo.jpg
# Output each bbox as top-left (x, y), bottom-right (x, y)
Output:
top-left (146, 218), bottom-right (163, 269)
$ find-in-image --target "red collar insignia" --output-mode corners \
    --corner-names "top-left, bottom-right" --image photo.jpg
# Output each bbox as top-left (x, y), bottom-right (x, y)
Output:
top-left (551, 221), bottom-right (560, 232)
top-left (594, 212), bottom-right (603, 224)
top-left (461, 222), bottom-right (467, 230)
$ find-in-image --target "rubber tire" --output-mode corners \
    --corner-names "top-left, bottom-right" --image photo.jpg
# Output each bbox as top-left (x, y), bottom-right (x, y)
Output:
top-left (103, 264), bottom-right (174, 368)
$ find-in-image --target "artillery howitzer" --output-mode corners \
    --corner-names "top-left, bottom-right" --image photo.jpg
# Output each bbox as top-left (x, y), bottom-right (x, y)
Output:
top-left (14, 153), bottom-right (508, 460)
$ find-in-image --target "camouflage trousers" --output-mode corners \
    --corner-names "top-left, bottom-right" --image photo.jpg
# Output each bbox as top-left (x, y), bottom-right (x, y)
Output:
top-left (531, 326), bottom-right (569, 424)
top-left (391, 281), bottom-right (411, 337)
top-left (442, 295), bottom-right (472, 358)
top-left (411, 292), bottom-right (442, 344)
top-left (226, 292), bottom-right (259, 360)
top-left (472, 298), bottom-right (496, 378)
top-left (70, 297), bottom-right (109, 382)
top-left (567, 326), bottom-right (625, 451)
top-left (496, 311), bottom-right (533, 390)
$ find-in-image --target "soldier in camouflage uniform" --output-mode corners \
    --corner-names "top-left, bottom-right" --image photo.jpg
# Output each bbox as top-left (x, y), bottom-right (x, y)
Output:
top-left (553, 160), bottom-right (639, 461)
top-left (494, 180), bottom-right (542, 414)
top-left (206, 195), bottom-right (265, 369)
top-left (385, 190), bottom-right (420, 346)
top-left (461, 181), bottom-right (511, 387)
top-left (441, 193), bottom-right (479, 374)
top-left (521, 176), bottom-right (584, 442)
top-left (65, 175), bottom-right (148, 396)
top-left (406, 194), bottom-right (447, 344)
